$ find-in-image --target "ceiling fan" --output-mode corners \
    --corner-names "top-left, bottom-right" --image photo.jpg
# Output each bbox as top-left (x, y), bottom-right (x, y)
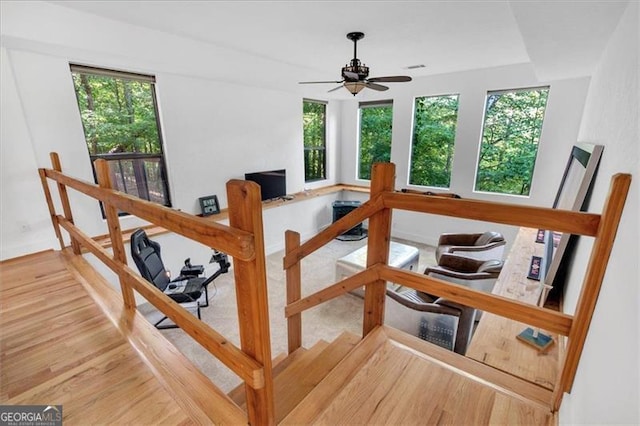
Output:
top-left (299, 32), bottom-right (412, 96)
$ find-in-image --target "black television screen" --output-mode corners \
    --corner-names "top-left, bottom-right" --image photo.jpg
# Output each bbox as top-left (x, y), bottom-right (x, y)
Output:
top-left (244, 169), bottom-right (286, 201)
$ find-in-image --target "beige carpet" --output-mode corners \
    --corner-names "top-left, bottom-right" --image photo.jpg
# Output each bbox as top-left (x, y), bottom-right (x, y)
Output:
top-left (139, 237), bottom-right (436, 393)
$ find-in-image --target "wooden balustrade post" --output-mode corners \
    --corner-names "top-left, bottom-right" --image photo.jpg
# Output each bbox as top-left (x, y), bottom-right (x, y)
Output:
top-left (94, 159), bottom-right (136, 310)
top-left (226, 179), bottom-right (275, 426)
top-left (552, 173), bottom-right (631, 410)
top-left (38, 168), bottom-right (65, 250)
top-left (285, 230), bottom-right (302, 353)
top-left (50, 152), bottom-right (81, 254)
top-left (363, 162), bottom-right (395, 336)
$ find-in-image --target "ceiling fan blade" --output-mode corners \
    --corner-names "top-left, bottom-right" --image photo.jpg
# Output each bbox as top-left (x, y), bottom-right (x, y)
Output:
top-left (327, 85), bottom-right (345, 93)
top-left (367, 76), bottom-right (412, 83)
top-left (365, 82), bottom-right (389, 91)
top-left (299, 80), bottom-right (343, 84)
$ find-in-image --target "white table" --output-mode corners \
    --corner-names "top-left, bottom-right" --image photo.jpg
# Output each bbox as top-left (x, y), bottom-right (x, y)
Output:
top-left (335, 241), bottom-right (420, 297)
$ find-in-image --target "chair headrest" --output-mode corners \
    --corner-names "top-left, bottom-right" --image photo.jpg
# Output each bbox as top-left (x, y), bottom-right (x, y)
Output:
top-left (475, 231), bottom-right (504, 246)
top-left (131, 229), bottom-right (149, 253)
top-left (478, 259), bottom-right (504, 273)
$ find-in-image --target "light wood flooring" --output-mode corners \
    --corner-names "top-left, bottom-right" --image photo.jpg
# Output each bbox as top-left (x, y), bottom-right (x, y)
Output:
top-left (1, 250), bottom-right (557, 425)
top-left (281, 327), bottom-right (556, 425)
top-left (1, 250), bottom-right (199, 424)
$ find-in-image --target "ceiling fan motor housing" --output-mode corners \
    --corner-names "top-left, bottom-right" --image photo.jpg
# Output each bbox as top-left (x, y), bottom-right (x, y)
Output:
top-left (342, 59), bottom-right (369, 81)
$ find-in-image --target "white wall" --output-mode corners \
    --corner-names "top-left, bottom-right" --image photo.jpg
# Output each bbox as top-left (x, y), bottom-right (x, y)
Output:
top-left (0, 1), bottom-right (341, 260)
top-left (559, 2), bottom-right (639, 424)
top-left (0, 47), bottom-right (59, 259)
top-left (339, 63), bottom-right (590, 246)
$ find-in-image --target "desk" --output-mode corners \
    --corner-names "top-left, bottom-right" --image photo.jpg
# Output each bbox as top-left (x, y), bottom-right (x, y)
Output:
top-left (466, 227), bottom-right (560, 389)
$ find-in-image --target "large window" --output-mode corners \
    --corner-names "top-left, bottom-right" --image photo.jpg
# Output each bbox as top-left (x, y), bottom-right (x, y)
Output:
top-left (475, 87), bottom-right (549, 196)
top-left (409, 94), bottom-right (460, 188)
top-left (70, 64), bottom-right (171, 208)
top-left (302, 99), bottom-right (327, 182)
top-left (358, 100), bottom-right (393, 180)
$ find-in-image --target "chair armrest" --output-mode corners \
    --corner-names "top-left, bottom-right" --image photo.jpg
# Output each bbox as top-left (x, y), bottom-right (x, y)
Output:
top-left (427, 269), bottom-right (498, 281)
top-left (433, 253), bottom-right (486, 273)
top-left (386, 290), bottom-right (460, 316)
top-left (438, 233), bottom-right (483, 246)
top-left (447, 240), bottom-right (506, 253)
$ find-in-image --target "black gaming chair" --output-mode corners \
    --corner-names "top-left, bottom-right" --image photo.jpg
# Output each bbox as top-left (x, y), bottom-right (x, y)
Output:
top-left (130, 228), bottom-right (230, 329)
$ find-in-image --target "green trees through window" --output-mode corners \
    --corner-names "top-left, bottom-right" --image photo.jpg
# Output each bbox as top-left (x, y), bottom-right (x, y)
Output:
top-left (409, 95), bottom-right (459, 188)
top-left (302, 100), bottom-right (327, 182)
top-left (358, 101), bottom-right (393, 180)
top-left (475, 87), bottom-right (549, 196)
top-left (70, 65), bottom-right (171, 208)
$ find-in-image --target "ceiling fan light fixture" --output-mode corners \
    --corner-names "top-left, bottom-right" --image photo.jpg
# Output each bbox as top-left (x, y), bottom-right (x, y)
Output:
top-left (344, 81), bottom-right (367, 95)
top-left (299, 31), bottom-right (412, 95)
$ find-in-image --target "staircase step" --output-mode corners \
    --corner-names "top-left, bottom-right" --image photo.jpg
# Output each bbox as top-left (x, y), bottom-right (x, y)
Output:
top-left (281, 326), bottom-right (554, 425)
top-left (227, 339), bottom-right (330, 408)
top-left (273, 332), bottom-right (360, 422)
top-left (226, 332), bottom-right (361, 422)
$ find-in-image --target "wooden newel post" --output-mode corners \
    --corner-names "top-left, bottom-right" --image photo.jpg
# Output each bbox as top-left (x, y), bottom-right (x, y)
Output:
top-left (38, 168), bottom-right (65, 250)
top-left (50, 152), bottom-right (81, 254)
top-left (95, 159), bottom-right (136, 310)
top-left (226, 179), bottom-right (275, 426)
top-left (363, 162), bottom-right (395, 336)
top-left (285, 230), bottom-right (302, 354)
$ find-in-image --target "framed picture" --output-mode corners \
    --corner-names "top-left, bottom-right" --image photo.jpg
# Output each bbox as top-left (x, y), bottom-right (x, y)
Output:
top-left (543, 144), bottom-right (603, 293)
top-left (527, 256), bottom-right (542, 281)
top-left (199, 195), bottom-right (220, 216)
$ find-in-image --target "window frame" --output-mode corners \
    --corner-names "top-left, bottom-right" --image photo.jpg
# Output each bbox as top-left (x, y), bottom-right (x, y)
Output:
top-left (357, 99), bottom-right (394, 181)
top-left (302, 98), bottom-right (328, 183)
top-left (70, 64), bottom-right (172, 215)
top-left (473, 86), bottom-right (550, 197)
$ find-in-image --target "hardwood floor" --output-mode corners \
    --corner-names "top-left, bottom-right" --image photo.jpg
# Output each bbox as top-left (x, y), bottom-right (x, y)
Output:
top-left (282, 326), bottom-right (555, 425)
top-left (1, 250), bottom-right (557, 425)
top-left (0, 250), bottom-right (193, 424)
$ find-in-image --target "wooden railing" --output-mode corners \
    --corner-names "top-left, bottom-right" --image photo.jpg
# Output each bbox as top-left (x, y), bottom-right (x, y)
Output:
top-left (283, 162), bottom-right (630, 412)
top-left (40, 152), bottom-right (275, 425)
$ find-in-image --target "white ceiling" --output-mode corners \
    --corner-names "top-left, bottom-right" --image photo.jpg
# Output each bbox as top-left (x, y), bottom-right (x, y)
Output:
top-left (46, 1), bottom-right (628, 97)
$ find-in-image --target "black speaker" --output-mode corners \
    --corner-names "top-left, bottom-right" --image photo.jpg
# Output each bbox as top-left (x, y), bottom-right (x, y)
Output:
top-left (332, 201), bottom-right (363, 236)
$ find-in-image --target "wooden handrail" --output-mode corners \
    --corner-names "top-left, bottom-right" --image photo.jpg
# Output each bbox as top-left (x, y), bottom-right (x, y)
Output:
top-left (377, 265), bottom-right (573, 336)
top-left (282, 194), bottom-right (384, 269)
top-left (283, 263), bottom-right (572, 336)
top-left (382, 191), bottom-right (601, 236)
top-left (39, 152), bottom-right (276, 425)
top-left (43, 168), bottom-right (255, 261)
top-left (284, 267), bottom-right (380, 318)
top-left (553, 173), bottom-right (632, 409)
top-left (56, 215), bottom-right (266, 389)
top-left (283, 162), bottom-right (631, 415)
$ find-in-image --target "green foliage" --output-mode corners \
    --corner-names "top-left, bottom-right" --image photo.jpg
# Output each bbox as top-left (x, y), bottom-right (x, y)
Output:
top-left (72, 72), bottom-right (161, 155)
top-left (475, 88), bottom-right (549, 195)
top-left (409, 95), bottom-right (459, 187)
top-left (359, 104), bottom-right (393, 180)
top-left (303, 101), bottom-right (326, 181)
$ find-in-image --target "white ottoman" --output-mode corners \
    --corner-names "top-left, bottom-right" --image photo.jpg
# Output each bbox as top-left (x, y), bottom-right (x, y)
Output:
top-left (335, 241), bottom-right (420, 297)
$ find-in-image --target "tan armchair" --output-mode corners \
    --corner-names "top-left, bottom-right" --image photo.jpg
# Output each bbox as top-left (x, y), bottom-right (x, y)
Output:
top-left (436, 231), bottom-right (506, 263)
